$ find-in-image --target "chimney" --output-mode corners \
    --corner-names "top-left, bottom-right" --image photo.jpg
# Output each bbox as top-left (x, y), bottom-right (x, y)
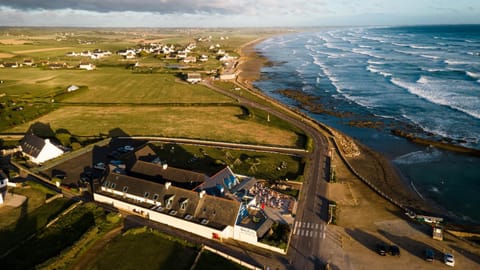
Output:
top-left (165, 182), bottom-right (171, 190)
top-left (199, 190), bottom-right (206, 198)
top-left (162, 164), bottom-right (168, 170)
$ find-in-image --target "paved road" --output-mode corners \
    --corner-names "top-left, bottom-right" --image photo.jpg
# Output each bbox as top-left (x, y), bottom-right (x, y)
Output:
top-left (203, 80), bottom-right (332, 270)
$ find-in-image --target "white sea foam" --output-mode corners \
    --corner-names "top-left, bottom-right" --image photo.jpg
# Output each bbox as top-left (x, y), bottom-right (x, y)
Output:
top-left (466, 71), bottom-right (480, 79)
top-left (420, 54), bottom-right (440, 60)
top-left (352, 48), bottom-right (383, 59)
top-left (391, 76), bottom-right (480, 120)
top-left (409, 45), bottom-right (438, 50)
top-left (358, 44), bottom-right (372, 49)
top-left (392, 42), bottom-right (410, 47)
top-left (367, 59), bottom-right (385, 65)
top-left (393, 148), bottom-right (443, 165)
top-left (445, 59), bottom-right (475, 65)
top-left (366, 65), bottom-right (392, 77)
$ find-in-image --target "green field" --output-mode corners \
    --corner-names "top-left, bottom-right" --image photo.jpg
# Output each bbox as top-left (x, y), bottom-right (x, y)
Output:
top-left (0, 197), bottom-right (73, 256)
top-left (150, 143), bottom-right (305, 181)
top-left (7, 106), bottom-right (300, 147)
top-left (0, 68), bottom-right (233, 103)
top-left (86, 228), bottom-right (197, 270)
top-left (194, 250), bottom-right (249, 270)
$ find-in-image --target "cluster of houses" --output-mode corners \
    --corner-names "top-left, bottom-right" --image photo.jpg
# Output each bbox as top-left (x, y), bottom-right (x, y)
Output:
top-left (65, 49), bottom-right (112, 59)
top-left (94, 145), bottom-right (284, 252)
top-left (0, 59), bottom-right (35, 68)
top-left (0, 59), bottom-right (95, 71)
top-left (117, 42), bottom-right (200, 62)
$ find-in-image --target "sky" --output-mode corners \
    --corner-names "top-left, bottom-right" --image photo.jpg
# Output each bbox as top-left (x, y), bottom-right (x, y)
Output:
top-left (0, 0), bottom-right (479, 27)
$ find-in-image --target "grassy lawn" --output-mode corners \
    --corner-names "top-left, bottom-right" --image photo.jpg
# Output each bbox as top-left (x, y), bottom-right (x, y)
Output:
top-left (6, 106), bottom-right (300, 147)
top-left (86, 228), bottom-right (197, 270)
top-left (194, 250), bottom-right (249, 270)
top-left (1, 202), bottom-right (110, 269)
top-left (0, 68), bottom-right (233, 104)
top-left (151, 143), bottom-right (305, 181)
top-left (0, 197), bottom-right (72, 255)
top-left (0, 181), bottom-right (59, 229)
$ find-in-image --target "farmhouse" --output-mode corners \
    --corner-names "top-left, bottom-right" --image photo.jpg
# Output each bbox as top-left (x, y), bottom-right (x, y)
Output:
top-left (182, 56), bottom-right (196, 63)
top-left (79, 63), bottom-right (95, 71)
top-left (67, 85), bottom-right (79, 92)
top-left (0, 171), bottom-right (8, 205)
top-left (186, 73), bottom-right (202, 84)
top-left (20, 131), bottom-right (64, 165)
top-left (93, 145), bottom-right (280, 252)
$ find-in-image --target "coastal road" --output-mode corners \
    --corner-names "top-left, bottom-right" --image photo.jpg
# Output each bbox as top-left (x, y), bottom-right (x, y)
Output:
top-left (203, 80), bottom-right (332, 270)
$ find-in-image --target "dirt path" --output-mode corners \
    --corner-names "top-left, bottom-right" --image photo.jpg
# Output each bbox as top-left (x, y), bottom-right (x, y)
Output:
top-left (70, 225), bottom-right (123, 270)
top-left (12, 47), bottom-right (72, 54)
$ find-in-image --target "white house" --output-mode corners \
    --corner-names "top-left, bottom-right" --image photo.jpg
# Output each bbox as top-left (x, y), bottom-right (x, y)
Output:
top-left (20, 131), bottom-right (64, 165)
top-left (79, 63), bottom-right (95, 71)
top-left (186, 73), bottom-right (202, 84)
top-left (0, 171), bottom-right (8, 205)
top-left (67, 85), bottom-right (80, 92)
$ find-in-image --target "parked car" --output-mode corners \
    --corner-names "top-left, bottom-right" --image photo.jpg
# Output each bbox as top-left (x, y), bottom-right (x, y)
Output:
top-left (389, 245), bottom-right (400, 256)
top-left (94, 162), bottom-right (106, 170)
top-left (123, 145), bottom-right (134, 151)
top-left (425, 248), bottom-right (435, 262)
top-left (444, 253), bottom-right (455, 267)
top-left (376, 244), bottom-right (387, 256)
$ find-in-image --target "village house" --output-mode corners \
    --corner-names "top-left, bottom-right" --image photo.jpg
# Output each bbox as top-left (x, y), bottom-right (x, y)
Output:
top-left (20, 131), bottom-right (64, 165)
top-left (186, 73), bottom-right (202, 84)
top-left (182, 56), bottom-right (196, 63)
top-left (79, 62), bottom-right (95, 71)
top-left (200, 55), bottom-right (209, 62)
top-left (67, 85), bottom-right (79, 92)
top-left (23, 59), bottom-right (34, 67)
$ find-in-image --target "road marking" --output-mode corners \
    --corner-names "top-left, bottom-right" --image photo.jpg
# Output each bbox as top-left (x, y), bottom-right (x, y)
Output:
top-left (293, 222), bottom-right (298, 235)
top-left (322, 232), bottom-right (326, 239)
top-left (298, 221), bottom-right (303, 228)
top-left (306, 222), bottom-right (310, 229)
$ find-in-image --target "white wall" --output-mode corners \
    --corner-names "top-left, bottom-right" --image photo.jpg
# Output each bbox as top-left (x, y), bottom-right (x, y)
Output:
top-left (32, 139), bottom-right (63, 164)
top-left (94, 193), bottom-right (232, 240)
top-left (234, 225), bottom-right (258, 244)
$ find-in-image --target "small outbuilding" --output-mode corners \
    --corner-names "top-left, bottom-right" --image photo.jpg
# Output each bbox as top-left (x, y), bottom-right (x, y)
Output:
top-left (186, 73), bottom-right (202, 84)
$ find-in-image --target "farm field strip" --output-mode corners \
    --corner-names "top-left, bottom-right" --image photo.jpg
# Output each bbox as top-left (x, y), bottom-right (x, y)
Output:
top-left (6, 106), bottom-right (299, 147)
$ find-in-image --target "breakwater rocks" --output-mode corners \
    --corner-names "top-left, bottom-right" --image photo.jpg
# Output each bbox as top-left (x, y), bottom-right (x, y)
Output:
top-left (275, 89), bottom-right (351, 118)
top-left (332, 130), bottom-right (361, 158)
top-left (391, 129), bottom-right (480, 157)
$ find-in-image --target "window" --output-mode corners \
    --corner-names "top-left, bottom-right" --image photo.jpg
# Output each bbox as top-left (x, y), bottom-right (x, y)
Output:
top-left (110, 183), bottom-right (116, 189)
top-left (103, 181), bottom-right (110, 187)
top-left (180, 199), bottom-right (188, 211)
top-left (153, 194), bottom-right (159, 200)
top-left (122, 186), bottom-right (128, 192)
top-left (165, 196), bottom-right (174, 209)
top-left (144, 192), bottom-right (149, 198)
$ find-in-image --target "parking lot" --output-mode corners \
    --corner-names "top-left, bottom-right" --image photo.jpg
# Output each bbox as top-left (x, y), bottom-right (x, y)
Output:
top-left (41, 138), bottom-right (147, 191)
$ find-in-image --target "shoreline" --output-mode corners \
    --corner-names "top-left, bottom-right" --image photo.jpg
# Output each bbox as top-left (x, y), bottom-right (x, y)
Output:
top-left (235, 35), bottom-right (453, 222)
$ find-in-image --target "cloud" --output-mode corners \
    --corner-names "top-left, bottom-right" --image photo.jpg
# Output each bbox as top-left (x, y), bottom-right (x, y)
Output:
top-left (0, 0), bottom-right (330, 17)
top-left (0, 0), bottom-right (240, 14)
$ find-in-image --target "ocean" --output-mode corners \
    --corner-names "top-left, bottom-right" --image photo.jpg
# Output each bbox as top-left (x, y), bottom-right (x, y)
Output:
top-left (254, 25), bottom-right (480, 223)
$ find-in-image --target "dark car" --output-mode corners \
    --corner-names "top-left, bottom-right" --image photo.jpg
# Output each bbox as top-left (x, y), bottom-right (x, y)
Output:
top-left (376, 244), bottom-right (387, 256)
top-left (389, 245), bottom-right (400, 256)
top-left (425, 248), bottom-right (435, 262)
